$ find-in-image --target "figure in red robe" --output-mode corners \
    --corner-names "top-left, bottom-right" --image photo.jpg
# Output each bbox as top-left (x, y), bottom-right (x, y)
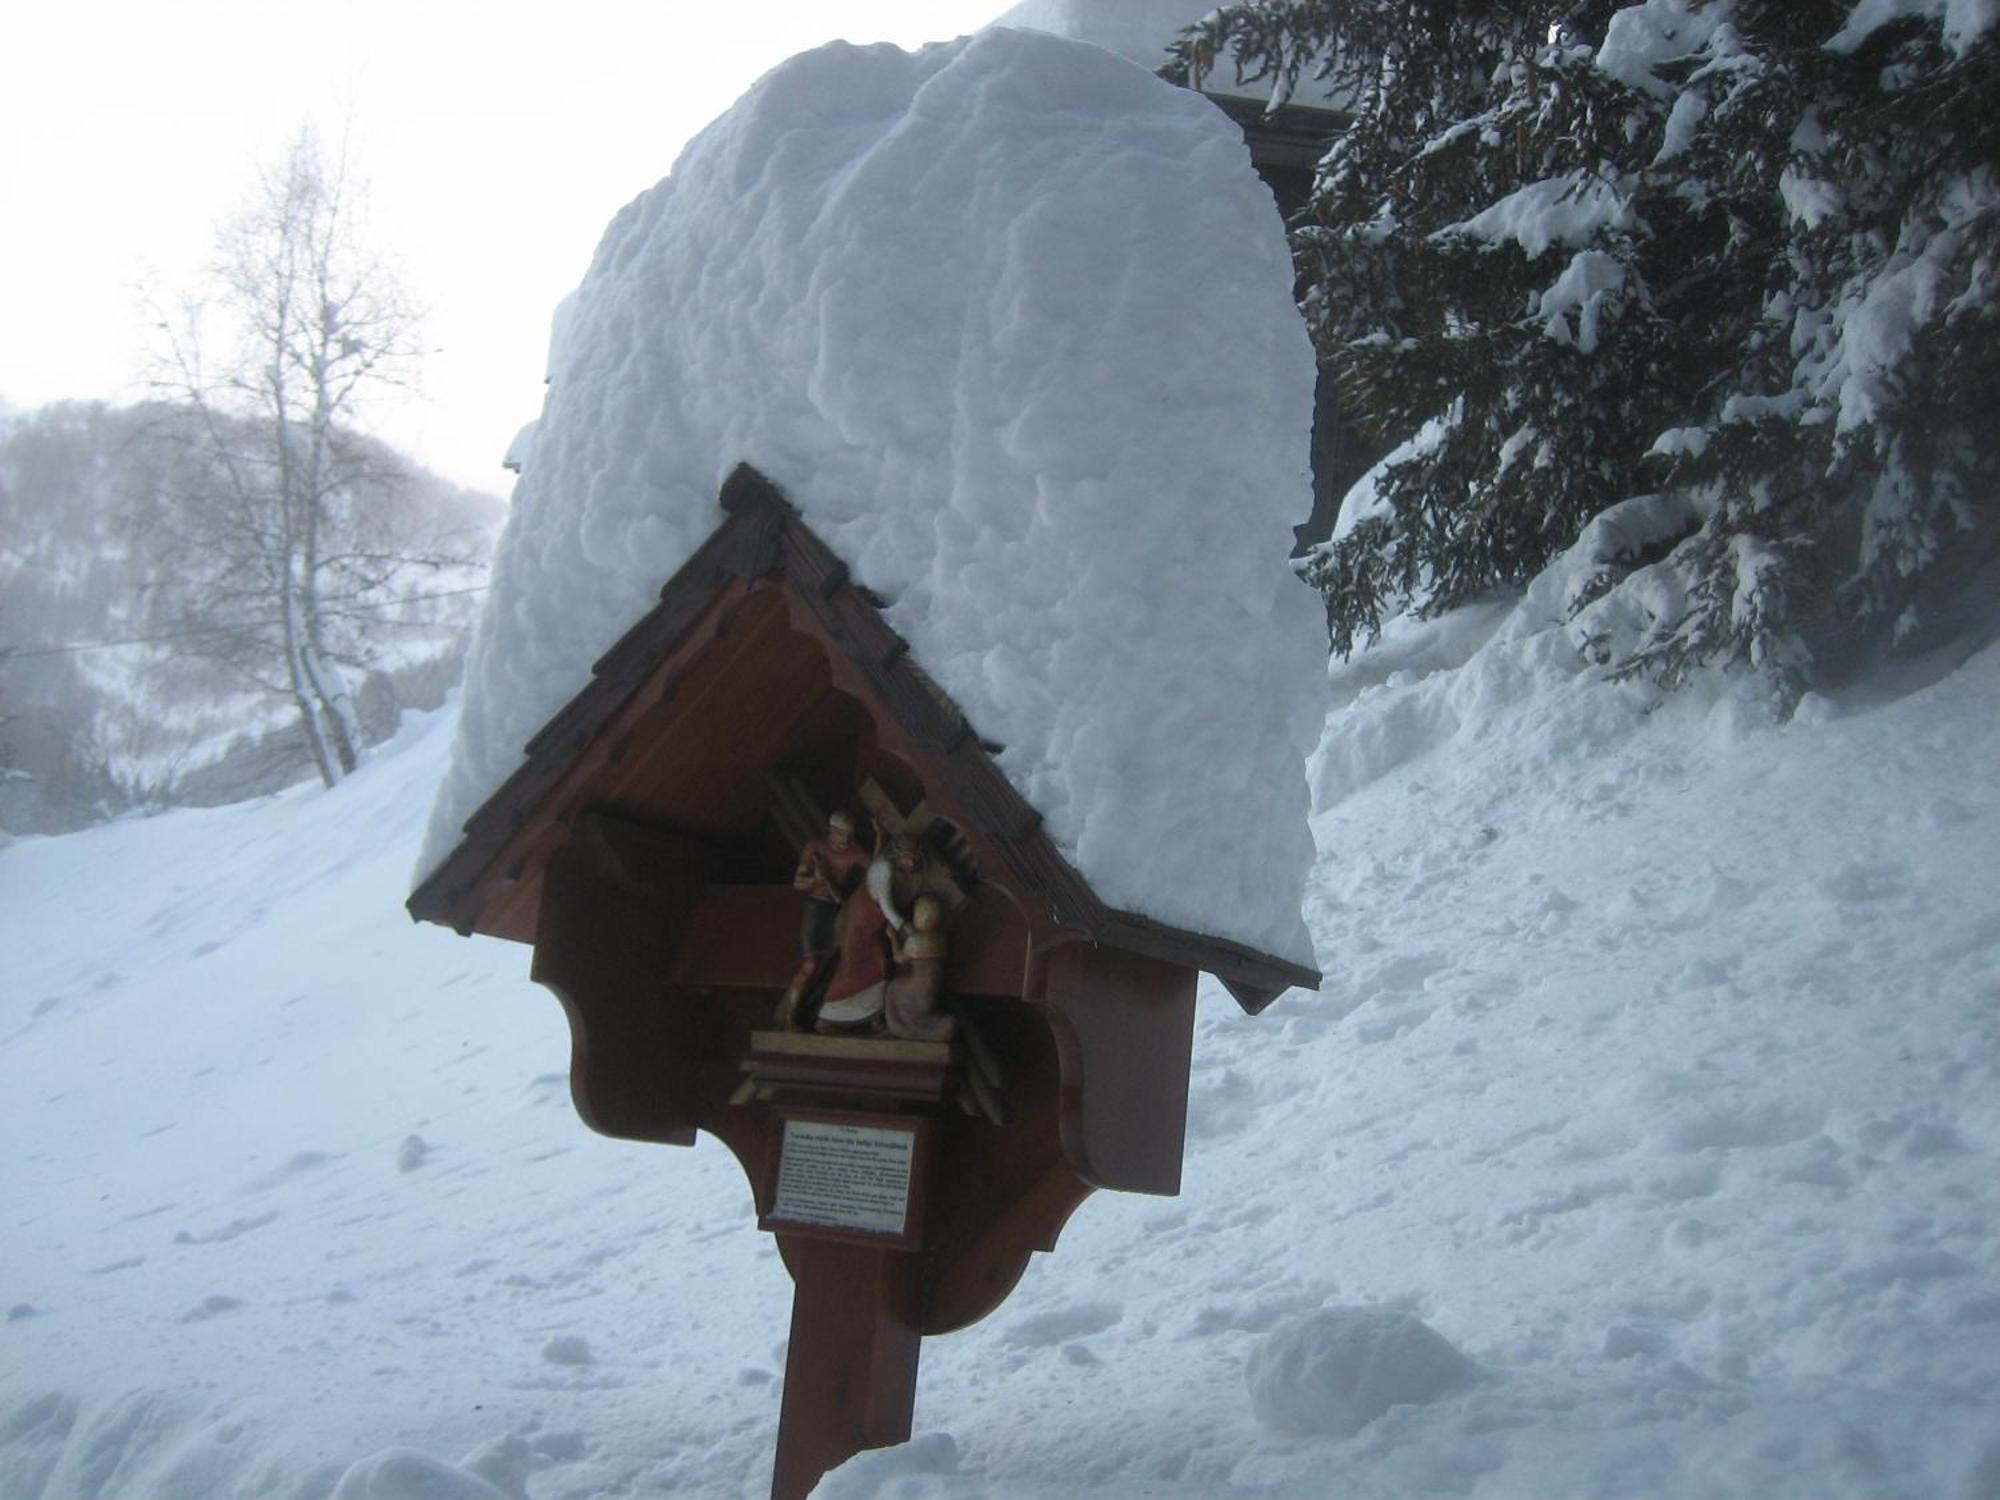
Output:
top-left (816, 834), bottom-right (929, 1031)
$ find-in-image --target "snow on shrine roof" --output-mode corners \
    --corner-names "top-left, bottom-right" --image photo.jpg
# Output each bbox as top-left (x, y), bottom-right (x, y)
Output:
top-left (984, 0), bottom-right (1219, 72)
top-left (418, 25), bottom-right (1325, 971)
top-left (986, 0), bottom-right (1350, 109)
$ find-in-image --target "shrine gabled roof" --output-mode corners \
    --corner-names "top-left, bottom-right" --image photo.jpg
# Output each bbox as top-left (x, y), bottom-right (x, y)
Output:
top-left (408, 464), bottom-right (1320, 1013)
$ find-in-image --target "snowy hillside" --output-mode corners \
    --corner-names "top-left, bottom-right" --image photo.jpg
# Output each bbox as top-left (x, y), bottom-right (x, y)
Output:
top-left (5, 578), bottom-right (1997, 1498)
top-left (0, 401), bottom-right (502, 834)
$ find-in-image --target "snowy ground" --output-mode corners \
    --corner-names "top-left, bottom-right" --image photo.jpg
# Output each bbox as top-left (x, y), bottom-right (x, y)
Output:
top-left (5, 596), bottom-right (1999, 1499)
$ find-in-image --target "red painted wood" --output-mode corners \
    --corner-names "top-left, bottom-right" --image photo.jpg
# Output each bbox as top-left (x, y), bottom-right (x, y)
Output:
top-left (770, 1237), bottom-right (922, 1500)
top-left (1034, 941), bottom-right (1198, 1195)
top-left (531, 814), bottom-right (717, 1145)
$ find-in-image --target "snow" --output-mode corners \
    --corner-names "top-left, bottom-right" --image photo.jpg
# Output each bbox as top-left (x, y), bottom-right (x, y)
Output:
top-left (1244, 1308), bottom-right (1475, 1438)
top-left (501, 421), bottom-right (536, 474)
top-left (811, 1434), bottom-right (961, 1500)
top-left (1827, 0), bottom-right (2000, 56)
top-left (1537, 248), bottom-right (1627, 353)
top-left (1446, 173), bottom-right (1636, 258)
top-left (1801, 165), bottom-right (1999, 439)
top-left (1316, 415), bottom-right (1452, 549)
top-left (985, 0), bottom-right (1350, 109)
top-left (423, 27), bottom-right (1325, 968)
top-left (1648, 425), bottom-right (1711, 459)
top-left (1596, 0), bottom-right (1730, 96)
top-left (1656, 85), bottom-right (1711, 161)
top-left (1525, 491), bottom-right (1708, 668)
top-left (1778, 165), bottom-right (1846, 229)
top-left (8, 540), bottom-right (2000, 1496)
top-left (983, 0), bottom-right (1221, 73)
top-left (329, 1450), bottom-right (512, 1500)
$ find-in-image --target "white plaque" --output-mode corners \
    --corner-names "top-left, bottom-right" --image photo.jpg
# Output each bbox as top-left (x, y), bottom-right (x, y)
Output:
top-left (771, 1118), bottom-right (916, 1237)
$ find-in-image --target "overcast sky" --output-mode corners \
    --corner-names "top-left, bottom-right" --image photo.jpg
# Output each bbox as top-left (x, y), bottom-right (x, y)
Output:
top-left (1, 1), bottom-right (1012, 493)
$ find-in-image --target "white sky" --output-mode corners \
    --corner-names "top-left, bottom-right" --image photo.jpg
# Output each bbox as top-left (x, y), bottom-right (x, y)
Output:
top-left (1, 1), bottom-right (1015, 494)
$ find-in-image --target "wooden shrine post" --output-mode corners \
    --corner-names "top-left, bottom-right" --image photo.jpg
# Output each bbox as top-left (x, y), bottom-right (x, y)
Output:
top-left (410, 465), bottom-right (1318, 1499)
top-left (772, 1237), bottom-right (921, 1496)
top-left (748, 1039), bottom-right (947, 1499)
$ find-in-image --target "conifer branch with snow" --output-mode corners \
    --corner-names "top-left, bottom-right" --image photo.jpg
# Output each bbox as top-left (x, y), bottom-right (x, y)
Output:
top-left (1173, 0), bottom-right (1999, 705)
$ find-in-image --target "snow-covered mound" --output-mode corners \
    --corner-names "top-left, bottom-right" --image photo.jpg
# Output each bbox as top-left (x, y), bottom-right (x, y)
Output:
top-left (422, 26), bottom-right (1324, 966)
top-left (985, 0), bottom-right (1220, 71)
top-left (7, 562), bottom-right (1999, 1496)
top-left (1245, 1306), bottom-right (1476, 1437)
top-left (987, 0), bottom-right (1349, 107)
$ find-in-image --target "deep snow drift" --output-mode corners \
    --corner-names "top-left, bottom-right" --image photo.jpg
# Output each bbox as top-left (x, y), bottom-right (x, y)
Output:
top-left (6, 563), bottom-right (1999, 1497)
top-left (424, 25), bottom-right (1324, 965)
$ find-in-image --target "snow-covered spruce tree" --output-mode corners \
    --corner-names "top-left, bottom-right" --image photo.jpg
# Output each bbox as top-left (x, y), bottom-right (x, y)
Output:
top-left (1169, 1), bottom-right (1998, 702)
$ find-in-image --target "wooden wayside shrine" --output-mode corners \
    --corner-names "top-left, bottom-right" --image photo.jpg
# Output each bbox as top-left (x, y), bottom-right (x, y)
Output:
top-left (409, 464), bottom-right (1319, 1499)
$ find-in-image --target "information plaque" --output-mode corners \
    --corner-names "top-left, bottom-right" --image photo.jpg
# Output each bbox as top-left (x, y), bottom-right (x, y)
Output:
top-left (766, 1115), bottom-right (923, 1244)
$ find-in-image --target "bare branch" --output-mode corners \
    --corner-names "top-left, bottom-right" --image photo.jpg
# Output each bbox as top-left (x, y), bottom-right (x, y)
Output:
top-left (138, 123), bottom-right (458, 788)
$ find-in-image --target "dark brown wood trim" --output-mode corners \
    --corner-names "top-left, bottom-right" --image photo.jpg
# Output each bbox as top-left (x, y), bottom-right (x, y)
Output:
top-left (1203, 92), bottom-right (1347, 173)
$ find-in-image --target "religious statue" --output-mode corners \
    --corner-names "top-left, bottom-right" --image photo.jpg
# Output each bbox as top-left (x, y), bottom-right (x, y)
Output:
top-left (775, 810), bottom-right (871, 1030)
top-left (884, 892), bottom-right (953, 1042)
top-left (774, 780), bottom-right (970, 1041)
top-left (816, 832), bottom-right (959, 1039)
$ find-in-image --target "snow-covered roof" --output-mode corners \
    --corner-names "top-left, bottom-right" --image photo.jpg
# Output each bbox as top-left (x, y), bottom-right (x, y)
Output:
top-left (418, 26), bottom-right (1324, 968)
top-left (500, 420), bottom-right (536, 474)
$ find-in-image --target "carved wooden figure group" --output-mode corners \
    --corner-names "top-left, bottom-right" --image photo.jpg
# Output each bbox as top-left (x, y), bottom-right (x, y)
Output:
top-left (778, 785), bottom-right (967, 1044)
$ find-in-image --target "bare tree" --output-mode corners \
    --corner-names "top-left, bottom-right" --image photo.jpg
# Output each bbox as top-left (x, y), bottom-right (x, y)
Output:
top-left (149, 125), bottom-right (464, 787)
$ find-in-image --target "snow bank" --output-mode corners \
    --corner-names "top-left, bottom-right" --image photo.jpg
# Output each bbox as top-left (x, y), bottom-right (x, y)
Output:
top-left (1245, 1307), bottom-right (1475, 1436)
top-left (811, 550), bottom-right (2000, 1500)
top-left (812, 1432), bottom-right (961, 1500)
top-left (329, 1447), bottom-right (510, 1500)
top-left (421, 26), bottom-right (1324, 966)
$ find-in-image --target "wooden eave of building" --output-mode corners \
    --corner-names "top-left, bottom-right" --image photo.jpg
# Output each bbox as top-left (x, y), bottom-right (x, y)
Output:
top-left (407, 463), bottom-right (1319, 1013)
top-left (1204, 92), bottom-right (1347, 176)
